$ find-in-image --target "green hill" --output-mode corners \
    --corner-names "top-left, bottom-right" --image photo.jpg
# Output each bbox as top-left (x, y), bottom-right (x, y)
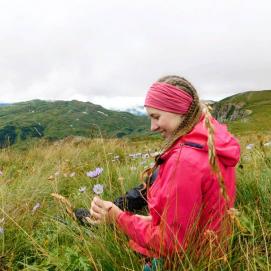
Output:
top-left (0, 90), bottom-right (270, 147)
top-left (0, 100), bottom-right (150, 147)
top-left (212, 90), bottom-right (271, 135)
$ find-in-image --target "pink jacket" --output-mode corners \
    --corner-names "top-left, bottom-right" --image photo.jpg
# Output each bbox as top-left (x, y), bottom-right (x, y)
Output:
top-left (116, 116), bottom-right (240, 257)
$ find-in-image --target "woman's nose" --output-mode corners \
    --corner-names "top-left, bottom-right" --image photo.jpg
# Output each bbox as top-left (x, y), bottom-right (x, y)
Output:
top-left (151, 120), bottom-right (159, 131)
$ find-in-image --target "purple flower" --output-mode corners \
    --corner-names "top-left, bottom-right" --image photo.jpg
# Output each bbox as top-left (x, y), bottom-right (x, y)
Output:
top-left (93, 184), bottom-right (104, 195)
top-left (79, 186), bottom-right (86, 193)
top-left (86, 167), bottom-right (103, 178)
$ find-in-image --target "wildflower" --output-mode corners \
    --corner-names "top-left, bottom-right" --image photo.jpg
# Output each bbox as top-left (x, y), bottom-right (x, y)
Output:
top-left (130, 166), bottom-right (137, 171)
top-left (0, 227), bottom-right (4, 235)
top-left (246, 144), bottom-right (254, 150)
top-left (70, 172), bottom-right (76, 177)
top-left (129, 153), bottom-right (141, 159)
top-left (142, 153), bottom-right (150, 159)
top-left (54, 171), bottom-right (60, 176)
top-left (86, 167), bottom-right (103, 178)
top-left (79, 186), bottom-right (86, 193)
top-left (264, 141), bottom-right (271, 147)
top-left (32, 202), bottom-right (41, 213)
top-left (93, 184), bottom-right (104, 195)
top-left (149, 162), bottom-right (155, 168)
top-left (114, 155), bottom-right (120, 160)
top-left (0, 170), bottom-right (3, 177)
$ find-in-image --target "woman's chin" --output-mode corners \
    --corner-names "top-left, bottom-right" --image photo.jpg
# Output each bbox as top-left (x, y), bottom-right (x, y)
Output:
top-left (161, 132), bottom-right (168, 139)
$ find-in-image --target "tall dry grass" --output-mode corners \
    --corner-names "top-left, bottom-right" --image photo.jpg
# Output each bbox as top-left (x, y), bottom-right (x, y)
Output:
top-left (0, 135), bottom-right (270, 270)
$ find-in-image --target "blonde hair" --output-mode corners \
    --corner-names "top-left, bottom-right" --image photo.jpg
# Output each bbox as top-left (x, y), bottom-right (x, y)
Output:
top-left (143, 75), bottom-right (228, 202)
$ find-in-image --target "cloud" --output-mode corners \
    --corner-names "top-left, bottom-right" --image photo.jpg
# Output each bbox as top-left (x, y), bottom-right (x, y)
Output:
top-left (0, 0), bottom-right (270, 108)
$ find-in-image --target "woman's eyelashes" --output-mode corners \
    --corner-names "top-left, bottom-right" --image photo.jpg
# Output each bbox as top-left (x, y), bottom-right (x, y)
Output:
top-left (149, 114), bottom-right (160, 120)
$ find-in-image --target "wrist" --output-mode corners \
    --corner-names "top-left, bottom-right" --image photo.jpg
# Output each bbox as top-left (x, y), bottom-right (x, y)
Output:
top-left (108, 204), bottom-right (123, 223)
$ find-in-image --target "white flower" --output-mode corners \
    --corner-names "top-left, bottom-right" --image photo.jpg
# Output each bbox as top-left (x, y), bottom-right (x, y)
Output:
top-left (93, 184), bottom-right (104, 195)
top-left (246, 144), bottom-right (254, 150)
top-left (70, 172), bottom-right (76, 177)
top-left (142, 153), bottom-right (150, 159)
top-left (32, 203), bottom-right (41, 213)
top-left (0, 227), bottom-right (4, 234)
top-left (79, 186), bottom-right (86, 193)
top-left (129, 153), bottom-right (142, 159)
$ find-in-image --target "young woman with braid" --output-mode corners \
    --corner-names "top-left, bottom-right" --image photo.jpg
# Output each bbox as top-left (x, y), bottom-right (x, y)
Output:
top-left (89, 75), bottom-right (240, 267)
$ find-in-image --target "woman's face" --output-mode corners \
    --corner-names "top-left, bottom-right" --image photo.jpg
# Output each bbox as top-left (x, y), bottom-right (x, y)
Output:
top-left (145, 106), bottom-right (184, 139)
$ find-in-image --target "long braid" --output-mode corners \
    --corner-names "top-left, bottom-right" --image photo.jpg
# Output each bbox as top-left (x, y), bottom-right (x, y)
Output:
top-left (142, 75), bottom-right (228, 205)
top-left (203, 104), bottom-right (229, 203)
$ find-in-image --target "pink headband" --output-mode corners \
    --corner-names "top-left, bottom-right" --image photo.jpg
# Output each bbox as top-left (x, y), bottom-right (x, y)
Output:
top-left (144, 82), bottom-right (193, 114)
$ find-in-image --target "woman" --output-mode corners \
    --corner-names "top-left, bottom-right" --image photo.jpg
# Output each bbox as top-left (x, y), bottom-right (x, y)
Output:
top-left (89, 75), bottom-right (240, 265)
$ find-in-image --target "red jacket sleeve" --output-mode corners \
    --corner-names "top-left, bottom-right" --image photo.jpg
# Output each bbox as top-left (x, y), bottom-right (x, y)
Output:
top-left (116, 150), bottom-right (203, 256)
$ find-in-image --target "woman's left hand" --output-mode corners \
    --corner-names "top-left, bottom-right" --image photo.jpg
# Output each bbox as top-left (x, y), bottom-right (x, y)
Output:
top-left (89, 196), bottom-right (123, 224)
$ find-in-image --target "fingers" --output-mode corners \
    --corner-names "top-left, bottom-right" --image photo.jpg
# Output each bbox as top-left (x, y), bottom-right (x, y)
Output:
top-left (90, 201), bottom-right (105, 220)
top-left (89, 197), bottom-right (114, 225)
top-left (85, 216), bottom-right (101, 225)
top-left (93, 196), bottom-right (104, 208)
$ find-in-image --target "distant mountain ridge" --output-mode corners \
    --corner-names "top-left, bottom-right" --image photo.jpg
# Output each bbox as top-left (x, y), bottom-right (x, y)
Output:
top-left (124, 106), bottom-right (146, 116)
top-left (0, 99), bottom-right (150, 147)
top-left (0, 90), bottom-right (270, 147)
top-left (0, 103), bottom-right (11, 107)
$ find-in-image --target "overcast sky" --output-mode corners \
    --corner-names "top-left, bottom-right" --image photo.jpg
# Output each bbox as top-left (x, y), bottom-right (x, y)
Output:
top-left (0, 0), bottom-right (270, 110)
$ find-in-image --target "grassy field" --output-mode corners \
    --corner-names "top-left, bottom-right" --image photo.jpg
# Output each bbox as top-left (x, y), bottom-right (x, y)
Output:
top-left (0, 134), bottom-right (270, 270)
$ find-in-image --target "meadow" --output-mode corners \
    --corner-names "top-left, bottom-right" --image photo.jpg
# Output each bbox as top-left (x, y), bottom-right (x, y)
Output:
top-left (0, 134), bottom-right (270, 270)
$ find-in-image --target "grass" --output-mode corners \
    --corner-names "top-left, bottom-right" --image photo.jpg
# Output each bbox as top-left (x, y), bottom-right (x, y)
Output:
top-left (0, 135), bottom-right (270, 270)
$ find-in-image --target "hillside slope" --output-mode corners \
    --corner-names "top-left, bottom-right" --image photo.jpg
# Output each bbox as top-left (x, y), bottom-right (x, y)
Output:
top-left (0, 100), bottom-right (149, 147)
top-left (212, 90), bottom-right (271, 135)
